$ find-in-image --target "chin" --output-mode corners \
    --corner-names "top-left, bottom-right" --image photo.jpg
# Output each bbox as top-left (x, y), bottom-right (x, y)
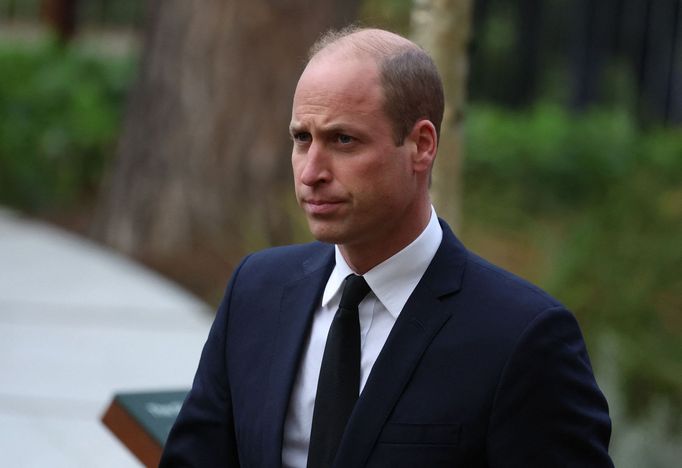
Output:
top-left (307, 220), bottom-right (346, 245)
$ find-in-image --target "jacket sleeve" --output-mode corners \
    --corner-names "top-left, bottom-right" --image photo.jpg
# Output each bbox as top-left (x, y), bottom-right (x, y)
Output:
top-left (486, 306), bottom-right (614, 467)
top-left (159, 258), bottom-right (250, 467)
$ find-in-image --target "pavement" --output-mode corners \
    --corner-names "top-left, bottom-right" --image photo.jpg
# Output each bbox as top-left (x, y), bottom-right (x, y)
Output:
top-left (0, 208), bottom-right (214, 467)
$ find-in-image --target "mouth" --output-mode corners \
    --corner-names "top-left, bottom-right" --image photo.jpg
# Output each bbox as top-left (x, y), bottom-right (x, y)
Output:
top-left (301, 198), bottom-right (345, 216)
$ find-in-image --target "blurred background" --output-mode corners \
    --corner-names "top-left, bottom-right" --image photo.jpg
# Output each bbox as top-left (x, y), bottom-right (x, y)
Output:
top-left (0, 0), bottom-right (680, 466)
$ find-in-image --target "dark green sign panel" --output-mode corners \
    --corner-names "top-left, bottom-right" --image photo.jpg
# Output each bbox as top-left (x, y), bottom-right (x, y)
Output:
top-left (114, 390), bottom-right (188, 445)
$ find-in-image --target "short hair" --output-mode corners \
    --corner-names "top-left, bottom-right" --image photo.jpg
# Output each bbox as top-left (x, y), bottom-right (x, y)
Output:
top-left (308, 26), bottom-right (444, 146)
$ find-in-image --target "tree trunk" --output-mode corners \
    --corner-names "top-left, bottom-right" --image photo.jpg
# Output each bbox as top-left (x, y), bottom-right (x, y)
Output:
top-left (410, 0), bottom-right (473, 232)
top-left (94, 0), bottom-right (360, 266)
top-left (41, 0), bottom-right (79, 42)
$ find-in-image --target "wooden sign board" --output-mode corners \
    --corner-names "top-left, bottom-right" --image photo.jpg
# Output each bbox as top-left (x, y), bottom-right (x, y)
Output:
top-left (102, 390), bottom-right (188, 467)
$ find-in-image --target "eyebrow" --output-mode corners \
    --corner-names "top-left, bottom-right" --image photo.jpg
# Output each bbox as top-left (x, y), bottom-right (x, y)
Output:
top-left (289, 122), bottom-right (305, 136)
top-left (289, 121), bottom-right (366, 138)
top-left (323, 124), bottom-right (355, 135)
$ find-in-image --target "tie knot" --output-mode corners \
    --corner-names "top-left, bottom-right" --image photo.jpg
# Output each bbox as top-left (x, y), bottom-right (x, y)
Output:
top-left (339, 274), bottom-right (371, 310)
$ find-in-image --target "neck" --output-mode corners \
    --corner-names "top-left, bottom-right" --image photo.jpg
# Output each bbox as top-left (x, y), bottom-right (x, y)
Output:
top-left (339, 203), bottom-right (432, 274)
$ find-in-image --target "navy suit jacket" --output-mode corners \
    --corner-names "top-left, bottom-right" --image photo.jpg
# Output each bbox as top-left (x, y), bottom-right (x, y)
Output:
top-left (160, 221), bottom-right (613, 467)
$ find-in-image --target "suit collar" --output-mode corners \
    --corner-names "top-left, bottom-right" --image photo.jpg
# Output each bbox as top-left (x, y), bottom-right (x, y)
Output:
top-left (420, 218), bottom-right (467, 298)
top-left (301, 242), bottom-right (334, 276)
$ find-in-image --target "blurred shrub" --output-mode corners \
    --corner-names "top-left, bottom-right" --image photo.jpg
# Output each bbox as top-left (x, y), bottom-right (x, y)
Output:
top-left (0, 40), bottom-right (134, 211)
top-left (465, 104), bottom-right (682, 419)
top-left (464, 104), bottom-right (642, 215)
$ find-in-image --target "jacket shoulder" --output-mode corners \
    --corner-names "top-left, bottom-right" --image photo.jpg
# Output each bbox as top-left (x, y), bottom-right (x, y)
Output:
top-left (464, 251), bottom-right (562, 311)
top-left (234, 241), bottom-right (333, 286)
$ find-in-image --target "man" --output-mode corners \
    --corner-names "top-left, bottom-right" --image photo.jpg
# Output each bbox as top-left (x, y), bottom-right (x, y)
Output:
top-left (160, 27), bottom-right (613, 467)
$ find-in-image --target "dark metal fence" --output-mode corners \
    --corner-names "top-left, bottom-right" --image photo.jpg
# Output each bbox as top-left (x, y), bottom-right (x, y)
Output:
top-left (472, 0), bottom-right (682, 125)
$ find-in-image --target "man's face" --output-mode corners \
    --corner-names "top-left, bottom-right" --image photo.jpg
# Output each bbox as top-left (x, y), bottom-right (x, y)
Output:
top-left (290, 53), bottom-right (423, 258)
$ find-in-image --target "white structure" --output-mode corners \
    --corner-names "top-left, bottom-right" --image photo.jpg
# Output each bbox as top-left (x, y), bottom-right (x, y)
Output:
top-left (0, 209), bottom-right (213, 467)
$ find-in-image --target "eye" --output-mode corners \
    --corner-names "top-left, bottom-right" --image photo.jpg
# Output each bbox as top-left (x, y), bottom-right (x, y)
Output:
top-left (292, 132), bottom-right (311, 143)
top-left (336, 134), bottom-right (354, 144)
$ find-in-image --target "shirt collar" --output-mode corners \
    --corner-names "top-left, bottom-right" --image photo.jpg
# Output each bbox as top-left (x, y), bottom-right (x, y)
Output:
top-left (322, 206), bottom-right (443, 318)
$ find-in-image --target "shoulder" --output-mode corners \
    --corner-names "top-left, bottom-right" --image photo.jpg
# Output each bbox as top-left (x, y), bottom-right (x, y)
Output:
top-left (436, 225), bottom-right (569, 344)
top-left (436, 221), bottom-right (562, 317)
top-left (448, 249), bottom-right (588, 368)
top-left (232, 241), bottom-right (334, 286)
top-left (463, 251), bottom-right (562, 312)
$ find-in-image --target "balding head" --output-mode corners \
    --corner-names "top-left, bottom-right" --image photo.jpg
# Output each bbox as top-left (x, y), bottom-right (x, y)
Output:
top-left (308, 27), bottom-right (415, 61)
top-left (306, 26), bottom-right (444, 146)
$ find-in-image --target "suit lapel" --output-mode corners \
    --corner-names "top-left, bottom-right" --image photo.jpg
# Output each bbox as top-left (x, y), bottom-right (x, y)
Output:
top-left (334, 223), bottom-right (468, 467)
top-left (261, 245), bottom-right (334, 468)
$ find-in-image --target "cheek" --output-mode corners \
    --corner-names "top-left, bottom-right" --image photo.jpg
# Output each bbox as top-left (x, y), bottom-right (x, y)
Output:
top-left (355, 166), bottom-right (403, 205)
top-left (291, 155), bottom-right (304, 181)
top-left (379, 156), bottom-right (417, 203)
top-left (376, 150), bottom-right (413, 185)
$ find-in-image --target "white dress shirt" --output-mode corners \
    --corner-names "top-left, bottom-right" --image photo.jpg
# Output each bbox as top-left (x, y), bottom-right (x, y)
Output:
top-left (281, 207), bottom-right (443, 468)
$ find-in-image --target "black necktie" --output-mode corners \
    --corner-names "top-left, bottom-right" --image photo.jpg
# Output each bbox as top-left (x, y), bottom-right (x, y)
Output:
top-left (307, 274), bottom-right (371, 468)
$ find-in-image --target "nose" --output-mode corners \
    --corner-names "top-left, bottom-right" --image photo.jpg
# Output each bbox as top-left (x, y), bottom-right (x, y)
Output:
top-left (298, 142), bottom-right (332, 186)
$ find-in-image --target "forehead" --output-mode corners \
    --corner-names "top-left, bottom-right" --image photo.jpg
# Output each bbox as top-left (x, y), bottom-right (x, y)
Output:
top-left (292, 55), bottom-right (384, 120)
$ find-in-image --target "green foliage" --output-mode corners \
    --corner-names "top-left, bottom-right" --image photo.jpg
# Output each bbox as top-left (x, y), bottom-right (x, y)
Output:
top-left (465, 104), bottom-right (682, 417)
top-left (0, 39), bottom-right (134, 211)
top-left (464, 104), bottom-right (642, 214)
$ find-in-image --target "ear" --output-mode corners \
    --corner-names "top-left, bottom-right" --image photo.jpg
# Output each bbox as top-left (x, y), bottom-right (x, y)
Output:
top-left (407, 119), bottom-right (438, 174)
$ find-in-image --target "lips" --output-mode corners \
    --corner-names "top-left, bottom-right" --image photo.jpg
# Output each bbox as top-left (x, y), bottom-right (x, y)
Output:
top-left (301, 198), bottom-right (345, 216)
